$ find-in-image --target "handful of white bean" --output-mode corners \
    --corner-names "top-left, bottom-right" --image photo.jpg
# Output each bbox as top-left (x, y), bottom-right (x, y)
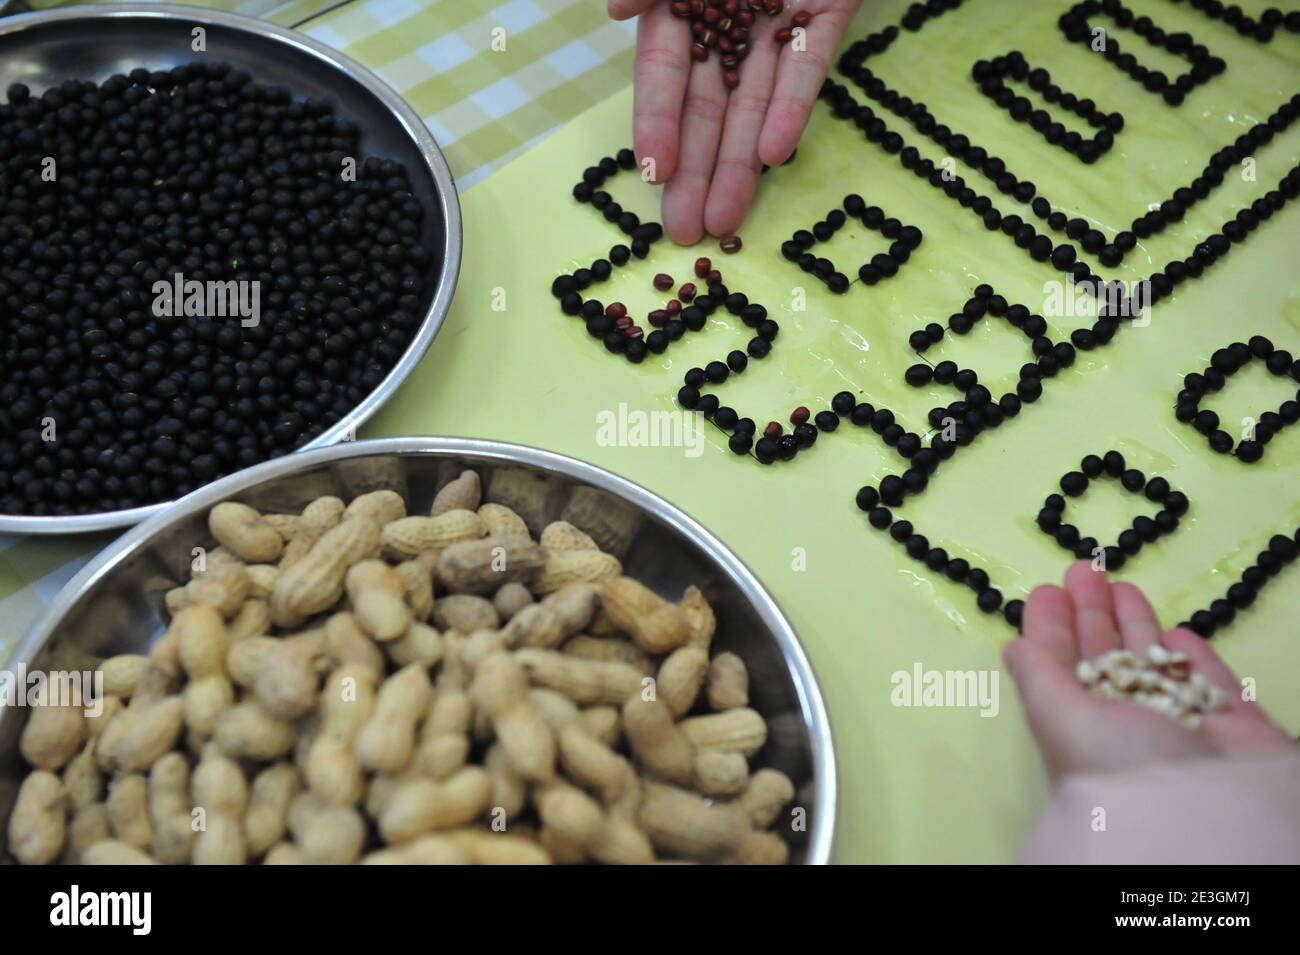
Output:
top-left (1075, 645), bottom-right (1229, 727)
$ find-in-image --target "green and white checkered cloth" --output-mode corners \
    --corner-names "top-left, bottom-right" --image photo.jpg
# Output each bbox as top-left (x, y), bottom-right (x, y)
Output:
top-left (0, 0), bottom-right (635, 657)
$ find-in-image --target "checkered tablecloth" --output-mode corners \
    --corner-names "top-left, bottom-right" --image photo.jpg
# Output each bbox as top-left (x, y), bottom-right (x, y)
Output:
top-left (0, 0), bottom-right (635, 659)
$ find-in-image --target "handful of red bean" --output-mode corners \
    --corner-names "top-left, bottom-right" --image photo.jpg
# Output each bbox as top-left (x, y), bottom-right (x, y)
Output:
top-left (669, 0), bottom-right (810, 89)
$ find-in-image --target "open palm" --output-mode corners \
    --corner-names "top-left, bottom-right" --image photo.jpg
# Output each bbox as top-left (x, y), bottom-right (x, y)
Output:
top-left (1004, 561), bottom-right (1292, 783)
top-left (610, 0), bottom-right (863, 244)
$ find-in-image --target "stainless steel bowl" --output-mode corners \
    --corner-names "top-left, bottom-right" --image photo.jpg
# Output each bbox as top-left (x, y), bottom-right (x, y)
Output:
top-left (0, 438), bottom-right (836, 863)
top-left (0, 4), bottom-right (462, 535)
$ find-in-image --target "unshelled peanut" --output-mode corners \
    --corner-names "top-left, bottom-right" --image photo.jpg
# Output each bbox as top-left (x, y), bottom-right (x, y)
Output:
top-left (355, 663), bottom-right (432, 774)
top-left (639, 782), bottom-right (749, 861)
top-left (679, 707), bottom-right (767, 756)
top-left (378, 767), bottom-right (492, 844)
top-left (307, 666), bottom-right (376, 805)
top-left (477, 502), bottom-right (528, 537)
top-left (515, 649), bottom-right (644, 706)
top-left (8, 771), bottom-right (66, 865)
top-left (707, 651), bottom-right (749, 709)
top-left (244, 762), bottom-right (299, 856)
top-left (471, 653), bottom-right (555, 783)
top-left (19, 703), bottom-right (86, 771)
top-left (431, 470), bottom-right (481, 516)
top-left (623, 696), bottom-right (695, 786)
top-left (270, 516), bottom-right (381, 627)
top-left (601, 577), bottom-right (689, 654)
top-left (209, 501), bottom-right (284, 563)
top-left (438, 535), bottom-right (544, 594)
top-left (148, 752), bottom-right (194, 864)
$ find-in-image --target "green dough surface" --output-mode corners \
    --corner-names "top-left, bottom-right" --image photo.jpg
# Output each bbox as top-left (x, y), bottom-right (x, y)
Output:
top-left (366, 0), bottom-right (1300, 861)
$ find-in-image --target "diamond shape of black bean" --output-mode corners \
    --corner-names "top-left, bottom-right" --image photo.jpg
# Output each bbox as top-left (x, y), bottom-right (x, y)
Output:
top-left (1175, 338), bottom-right (1300, 463)
top-left (1037, 455), bottom-right (1189, 568)
top-left (780, 195), bottom-right (922, 295)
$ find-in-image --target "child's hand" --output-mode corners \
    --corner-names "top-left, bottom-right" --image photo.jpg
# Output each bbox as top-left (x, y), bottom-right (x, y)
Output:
top-left (1004, 561), bottom-right (1292, 783)
top-left (610, 0), bottom-right (863, 244)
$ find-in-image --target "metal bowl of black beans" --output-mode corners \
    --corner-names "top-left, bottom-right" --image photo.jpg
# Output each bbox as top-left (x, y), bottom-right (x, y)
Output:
top-left (0, 4), bottom-right (462, 534)
top-left (0, 437), bottom-right (837, 863)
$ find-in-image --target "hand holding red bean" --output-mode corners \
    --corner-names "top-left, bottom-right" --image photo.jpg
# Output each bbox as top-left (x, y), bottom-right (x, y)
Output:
top-left (609, 0), bottom-right (864, 244)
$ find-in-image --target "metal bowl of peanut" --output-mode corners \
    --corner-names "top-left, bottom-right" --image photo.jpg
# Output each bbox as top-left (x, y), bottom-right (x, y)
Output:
top-left (0, 437), bottom-right (835, 864)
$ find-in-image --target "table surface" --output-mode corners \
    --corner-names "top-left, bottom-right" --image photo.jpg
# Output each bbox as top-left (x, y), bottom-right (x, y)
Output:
top-left (3, 0), bottom-right (1299, 865)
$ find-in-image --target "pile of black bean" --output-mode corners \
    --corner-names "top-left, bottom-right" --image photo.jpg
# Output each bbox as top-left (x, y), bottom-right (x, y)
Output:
top-left (0, 62), bottom-right (433, 517)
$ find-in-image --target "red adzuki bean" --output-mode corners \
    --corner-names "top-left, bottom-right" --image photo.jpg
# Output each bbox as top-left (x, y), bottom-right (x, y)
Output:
top-left (670, 0), bottom-right (797, 83)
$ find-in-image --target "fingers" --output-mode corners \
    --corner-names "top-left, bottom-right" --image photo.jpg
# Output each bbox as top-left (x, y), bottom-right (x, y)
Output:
top-left (1064, 560), bottom-right (1120, 658)
top-left (633, 4), bottom-right (692, 185)
top-left (609, 0), bottom-right (657, 21)
top-left (703, 18), bottom-right (782, 237)
top-left (1020, 583), bottom-right (1077, 670)
top-left (661, 60), bottom-right (727, 244)
top-left (758, 3), bottom-right (856, 165)
top-left (1111, 582), bottom-right (1162, 656)
top-left (1002, 634), bottom-right (1094, 781)
top-left (1005, 582), bottom-right (1091, 779)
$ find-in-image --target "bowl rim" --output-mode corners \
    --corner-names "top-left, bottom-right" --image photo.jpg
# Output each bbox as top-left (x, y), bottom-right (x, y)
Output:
top-left (0, 2), bottom-right (464, 535)
top-left (6, 436), bottom-right (838, 863)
